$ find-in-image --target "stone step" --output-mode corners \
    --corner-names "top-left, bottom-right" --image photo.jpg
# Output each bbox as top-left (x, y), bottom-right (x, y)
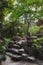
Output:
top-left (7, 49), bottom-right (24, 55)
top-left (27, 56), bottom-right (36, 61)
top-left (7, 51), bottom-right (22, 55)
top-left (7, 51), bottom-right (21, 55)
top-left (22, 53), bottom-right (28, 57)
top-left (8, 48), bottom-right (19, 52)
top-left (8, 41), bottom-right (23, 49)
top-left (19, 48), bottom-right (24, 52)
top-left (22, 53), bottom-right (36, 61)
top-left (7, 48), bottom-right (24, 52)
top-left (13, 44), bottom-right (21, 47)
top-left (14, 41), bottom-right (22, 45)
top-left (10, 45), bottom-right (22, 49)
top-left (6, 53), bottom-right (22, 61)
top-left (6, 52), bottom-right (21, 57)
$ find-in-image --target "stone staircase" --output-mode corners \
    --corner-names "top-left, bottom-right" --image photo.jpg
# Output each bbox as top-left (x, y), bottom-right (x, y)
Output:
top-left (6, 40), bottom-right (35, 61)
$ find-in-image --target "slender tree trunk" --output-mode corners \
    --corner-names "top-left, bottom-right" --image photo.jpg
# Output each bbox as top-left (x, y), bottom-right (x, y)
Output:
top-left (24, 13), bottom-right (30, 36)
top-left (27, 22), bottom-right (30, 36)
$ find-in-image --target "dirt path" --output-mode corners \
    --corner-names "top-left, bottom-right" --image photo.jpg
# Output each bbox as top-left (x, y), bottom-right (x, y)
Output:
top-left (2, 56), bottom-right (42, 65)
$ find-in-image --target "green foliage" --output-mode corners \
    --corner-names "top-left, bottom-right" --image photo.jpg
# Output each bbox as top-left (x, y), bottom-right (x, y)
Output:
top-left (0, 41), bottom-right (6, 53)
top-left (0, 0), bottom-right (43, 37)
top-left (33, 36), bottom-right (43, 48)
top-left (30, 26), bottom-right (40, 35)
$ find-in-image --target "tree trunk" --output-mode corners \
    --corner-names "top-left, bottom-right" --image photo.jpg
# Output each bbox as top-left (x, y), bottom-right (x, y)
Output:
top-left (24, 13), bottom-right (30, 36)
